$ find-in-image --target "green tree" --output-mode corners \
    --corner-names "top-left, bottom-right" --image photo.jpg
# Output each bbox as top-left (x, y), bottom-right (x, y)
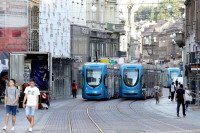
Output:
top-left (134, 0), bottom-right (181, 22)
top-left (150, 6), bottom-right (155, 22)
top-left (134, 6), bottom-right (154, 22)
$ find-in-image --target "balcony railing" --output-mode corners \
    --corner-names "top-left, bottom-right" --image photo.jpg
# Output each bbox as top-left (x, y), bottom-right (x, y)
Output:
top-left (106, 23), bottom-right (125, 34)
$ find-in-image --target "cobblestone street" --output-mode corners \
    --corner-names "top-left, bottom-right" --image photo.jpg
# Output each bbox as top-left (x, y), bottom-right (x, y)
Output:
top-left (0, 89), bottom-right (200, 133)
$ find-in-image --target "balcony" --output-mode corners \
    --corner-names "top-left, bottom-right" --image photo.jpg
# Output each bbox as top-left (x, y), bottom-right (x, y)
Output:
top-left (106, 23), bottom-right (125, 34)
top-left (106, 0), bottom-right (117, 3)
top-left (174, 33), bottom-right (185, 48)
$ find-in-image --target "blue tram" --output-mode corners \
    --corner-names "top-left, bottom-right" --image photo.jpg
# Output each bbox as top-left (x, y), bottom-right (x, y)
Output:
top-left (167, 68), bottom-right (181, 88)
top-left (82, 63), bottom-right (120, 99)
top-left (120, 64), bottom-right (145, 99)
top-left (120, 64), bottom-right (163, 99)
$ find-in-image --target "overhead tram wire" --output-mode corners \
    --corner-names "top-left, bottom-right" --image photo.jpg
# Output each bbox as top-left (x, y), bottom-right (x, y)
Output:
top-left (86, 1), bottom-right (181, 5)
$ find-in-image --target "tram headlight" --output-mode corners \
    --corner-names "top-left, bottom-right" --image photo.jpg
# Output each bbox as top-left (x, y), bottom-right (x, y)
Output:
top-left (99, 88), bottom-right (102, 90)
top-left (86, 88), bottom-right (88, 90)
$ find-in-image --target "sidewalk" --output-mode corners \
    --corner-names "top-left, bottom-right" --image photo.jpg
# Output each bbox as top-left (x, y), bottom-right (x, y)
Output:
top-left (0, 96), bottom-right (76, 133)
top-left (151, 88), bottom-right (200, 122)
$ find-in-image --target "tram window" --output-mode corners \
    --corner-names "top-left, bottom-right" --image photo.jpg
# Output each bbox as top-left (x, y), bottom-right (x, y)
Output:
top-left (170, 71), bottom-right (179, 79)
top-left (104, 74), bottom-right (108, 88)
top-left (119, 75), bottom-right (122, 88)
top-left (124, 69), bottom-right (139, 87)
top-left (167, 74), bottom-right (169, 81)
top-left (86, 69), bottom-right (102, 87)
top-left (140, 75), bottom-right (143, 87)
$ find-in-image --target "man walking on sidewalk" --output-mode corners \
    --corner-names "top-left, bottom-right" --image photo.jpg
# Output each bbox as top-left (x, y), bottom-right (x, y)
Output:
top-left (3, 79), bottom-right (19, 131)
top-left (23, 79), bottom-right (40, 132)
top-left (175, 84), bottom-right (186, 117)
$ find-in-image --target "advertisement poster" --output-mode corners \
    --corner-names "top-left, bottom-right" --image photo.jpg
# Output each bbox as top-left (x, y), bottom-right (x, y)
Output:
top-left (0, 0), bottom-right (28, 51)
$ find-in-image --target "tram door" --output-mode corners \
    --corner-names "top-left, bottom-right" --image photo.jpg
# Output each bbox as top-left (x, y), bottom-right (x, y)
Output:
top-left (107, 69), bottom-right (113, 98)
top-left (107, 65), bottom-right (115, 98)
top-left (114, 68), bottom-right (120, 98)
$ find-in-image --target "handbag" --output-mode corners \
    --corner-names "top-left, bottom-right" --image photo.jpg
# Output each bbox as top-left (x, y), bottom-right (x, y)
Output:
top-left (189, 95), bottom-right (192, 101)
top-left (168, 95), bottom-right (171, 99)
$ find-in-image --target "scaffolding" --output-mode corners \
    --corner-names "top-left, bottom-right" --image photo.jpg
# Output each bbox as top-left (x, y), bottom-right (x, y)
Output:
top-left (28, 1), bottom-right (39, 51)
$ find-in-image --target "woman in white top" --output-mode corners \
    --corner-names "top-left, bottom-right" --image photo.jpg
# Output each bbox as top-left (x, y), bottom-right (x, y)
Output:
top-left (185, 86), bottom-right (192, 110)
top-left (170, 82), bottom-right (176, 101)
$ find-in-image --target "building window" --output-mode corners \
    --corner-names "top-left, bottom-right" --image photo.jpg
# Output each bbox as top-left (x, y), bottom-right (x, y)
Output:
top-left (101, 5), bottom-right (104, 23)
top-left (0, 29), bottom-right (5, 38)
top-left (106, 43), bottom-right (110, 57)
top-left (110, 7), bottom-right (114, 23)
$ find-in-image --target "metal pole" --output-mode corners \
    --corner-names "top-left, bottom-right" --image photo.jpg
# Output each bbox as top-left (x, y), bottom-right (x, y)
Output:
top-left (95, 50), bottom-right (98, 62)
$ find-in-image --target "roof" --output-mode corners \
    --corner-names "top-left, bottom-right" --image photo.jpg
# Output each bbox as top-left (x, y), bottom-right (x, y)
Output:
top-left (163, 18), bottom-right (183, 32)
top-left (143, 20), bottom-right (169, 36)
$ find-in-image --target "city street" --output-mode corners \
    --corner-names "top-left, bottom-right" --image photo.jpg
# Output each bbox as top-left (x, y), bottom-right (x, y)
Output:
top-left (0, 0), bottom-right (200, 133)
top-left (0, 89), bottom-right (200, 133)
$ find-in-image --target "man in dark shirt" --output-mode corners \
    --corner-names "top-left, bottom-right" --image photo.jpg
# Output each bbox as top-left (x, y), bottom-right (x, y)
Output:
top-left (43, 65), bottom-right (49, 90)
top-left (175, 84), bottom-right (186, 117)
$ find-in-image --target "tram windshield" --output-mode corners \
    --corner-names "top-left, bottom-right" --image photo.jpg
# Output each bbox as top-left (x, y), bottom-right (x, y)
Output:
top-left (124, 69), bottom-right (139, 87)
top-left (86, 69), bottom-right (102, 87)
top-left (170, 71), bottom-right (179, 79)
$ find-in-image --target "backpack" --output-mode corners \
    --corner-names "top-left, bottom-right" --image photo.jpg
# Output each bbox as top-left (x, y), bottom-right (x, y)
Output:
top-left (72, 83), bottom-right (75, 87)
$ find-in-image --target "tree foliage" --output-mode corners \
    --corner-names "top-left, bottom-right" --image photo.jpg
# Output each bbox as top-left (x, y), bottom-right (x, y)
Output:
top-left (134, 0), bottom-right (181, 22)
top-left (134, 6), bottom-right (153, 22)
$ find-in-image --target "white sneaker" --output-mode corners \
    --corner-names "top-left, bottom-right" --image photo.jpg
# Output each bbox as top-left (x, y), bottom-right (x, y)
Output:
top-left (2, 126), bottom-right (7, 130)
top-left (29, 128), bottom-right (32, 132)
top-left (11, 127), bottom-right (15, 131)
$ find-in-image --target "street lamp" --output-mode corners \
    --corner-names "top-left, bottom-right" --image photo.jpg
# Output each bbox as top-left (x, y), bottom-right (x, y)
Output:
top-left (170, 33), bottom-right (176, 39)
top-left (167, 1), bottom-right (173, 23)
top-left (91, 5), bottom-right (97, 13)
top-left (182, 13), bottom-right (186, 19)
top-left (167, 4), bottom-right (173, 13)
top-left (170, 33), bottom-right (176, 60)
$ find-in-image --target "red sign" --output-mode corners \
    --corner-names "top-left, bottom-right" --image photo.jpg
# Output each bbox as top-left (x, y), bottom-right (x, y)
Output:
top-left (0, 27), bottom-right (28, 51)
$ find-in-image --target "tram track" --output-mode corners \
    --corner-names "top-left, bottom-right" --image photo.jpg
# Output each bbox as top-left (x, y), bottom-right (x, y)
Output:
top-left (68, 100), bottom-right (105, 133)
top-left (68, 101), bottom-right (84, 133)
top-left (86, 105), bottom-right (105, 133)
top-left (42, 99), bottom-right (83, 133)
top-left (115, 100), bottom-right (156, 131)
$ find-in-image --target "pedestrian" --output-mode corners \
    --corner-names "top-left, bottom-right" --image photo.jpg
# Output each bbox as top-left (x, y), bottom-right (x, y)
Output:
top-left (170, 82), bottom-right (176, 101)
top-left (185, 86), bottom-right (192, 111)
top-left (175, 84), bottom-right (186, 117)
top-left (71, 80), bottom-right (77, 98)
top-left (43, 65), bottom-right (49, 90)
top-left (175, 80), bottom-right (179, 91)
top-left (154, 83), bottom-right (160, 104)
top-left (23, 79), bottom-right (40, 132)
top-left (2, 79), bottom-right (19, 131)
